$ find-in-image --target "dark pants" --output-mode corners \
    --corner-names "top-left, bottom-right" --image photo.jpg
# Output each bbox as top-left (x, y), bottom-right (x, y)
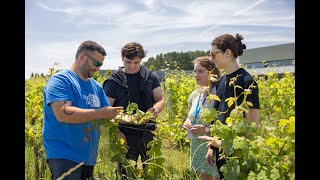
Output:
top-left (47, 159), bottom-right (94, 180)
top-left (117, 131), bottom-right (153, 179)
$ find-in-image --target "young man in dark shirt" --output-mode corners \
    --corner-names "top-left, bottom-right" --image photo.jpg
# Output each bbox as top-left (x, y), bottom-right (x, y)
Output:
top-left (102, 42), bottom-right (165, 179)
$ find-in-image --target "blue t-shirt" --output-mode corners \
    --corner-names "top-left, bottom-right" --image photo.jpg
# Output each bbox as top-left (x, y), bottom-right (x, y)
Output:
top-left (42, 70), bottom-right (110, 165)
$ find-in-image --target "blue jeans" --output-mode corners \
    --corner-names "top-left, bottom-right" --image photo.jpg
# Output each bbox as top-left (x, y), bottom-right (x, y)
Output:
top-left (47, 159), bottom-right (94, 180)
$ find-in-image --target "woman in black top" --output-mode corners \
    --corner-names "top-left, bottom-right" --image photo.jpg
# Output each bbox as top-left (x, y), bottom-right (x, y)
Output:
top-left (203, 33), bottom-right (260, 179)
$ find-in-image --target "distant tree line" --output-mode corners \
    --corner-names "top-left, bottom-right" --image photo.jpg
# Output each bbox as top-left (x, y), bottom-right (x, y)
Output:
top-left (28, 51), bottom-right (209, 79)
top-left (143, 50), bottom-right (209, 70)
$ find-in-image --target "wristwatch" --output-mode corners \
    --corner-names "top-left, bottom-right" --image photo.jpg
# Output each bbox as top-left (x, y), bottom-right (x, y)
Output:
top-left (205, 127), bottom-right (210, 133)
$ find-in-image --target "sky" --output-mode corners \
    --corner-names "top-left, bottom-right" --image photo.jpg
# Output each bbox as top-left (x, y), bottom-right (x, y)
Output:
top-left (25, 0), bottom-right (295, 79)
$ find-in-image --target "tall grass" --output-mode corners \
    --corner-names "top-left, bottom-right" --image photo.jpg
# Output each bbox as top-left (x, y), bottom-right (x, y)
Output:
top-left (25, 146), bottom-right (51, 179)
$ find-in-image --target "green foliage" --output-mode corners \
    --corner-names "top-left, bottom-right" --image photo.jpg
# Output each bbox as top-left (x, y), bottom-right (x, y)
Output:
top-left (112, 102), bottom-right (155, 125)
top-left (145, 134), bottom-right (166, 179)
top-left (257, 72), bottom-right (295, 124)
top-left (92, 70), bottom-right (111, 84)
top-left (199, 71), bottom-right (295, 180)
top-left (161, 69), bottom-right (196, 148)
top-left (25, 76), bottom-right (50, 180)
top-left (25, 64), bottom-right (295, 179)
top-left (101, 120), bottom-right (128, 164)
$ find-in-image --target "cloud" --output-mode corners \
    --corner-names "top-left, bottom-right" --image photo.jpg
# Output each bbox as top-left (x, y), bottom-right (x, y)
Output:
top-left (26, 0), bottom-right (295, 79)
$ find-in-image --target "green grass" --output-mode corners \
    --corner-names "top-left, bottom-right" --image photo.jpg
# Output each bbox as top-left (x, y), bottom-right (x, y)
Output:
top-left (25, 145), bottom-right (51, 180)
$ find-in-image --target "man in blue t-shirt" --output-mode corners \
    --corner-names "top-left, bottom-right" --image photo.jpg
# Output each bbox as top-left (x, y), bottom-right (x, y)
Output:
top-left (103, 42), bottom-right (165, 179)
top-left (43, 40), bottom-right (123, 180)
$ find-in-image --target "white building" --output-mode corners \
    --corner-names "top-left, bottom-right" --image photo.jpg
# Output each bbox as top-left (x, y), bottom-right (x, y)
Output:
top-left (239, 43), bottom-right (295, 76)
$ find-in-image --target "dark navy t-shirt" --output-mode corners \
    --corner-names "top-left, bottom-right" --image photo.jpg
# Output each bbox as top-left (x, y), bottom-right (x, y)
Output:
top-left (103, 68), bottom-right (160, 111)
top-left (213, 68), bottom-right (260, 124)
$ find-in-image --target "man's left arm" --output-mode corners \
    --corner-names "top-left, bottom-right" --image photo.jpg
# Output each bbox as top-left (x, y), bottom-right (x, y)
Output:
top-left (148, 86), bottom-right (165, 117)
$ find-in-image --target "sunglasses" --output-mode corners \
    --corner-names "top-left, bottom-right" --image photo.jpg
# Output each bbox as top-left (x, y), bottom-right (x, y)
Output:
top-left (210, 50), bottom-right (221, 59)
top-left (83, 53), bottom-right (103, 67)
top-left (124, 49), bottom-right (138, 60)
